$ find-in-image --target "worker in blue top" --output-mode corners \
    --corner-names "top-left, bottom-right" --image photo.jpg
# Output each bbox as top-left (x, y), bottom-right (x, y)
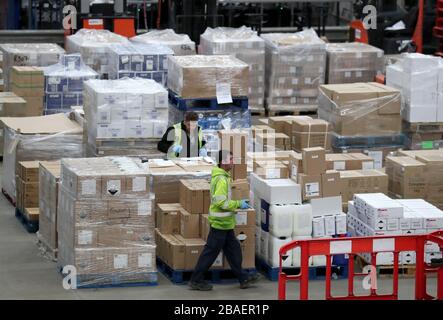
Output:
top-left (157, 111), bottom-right (207, 158)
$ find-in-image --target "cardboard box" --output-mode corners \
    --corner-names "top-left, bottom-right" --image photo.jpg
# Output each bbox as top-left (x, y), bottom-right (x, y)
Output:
top-left (180, 209), bottom-right (200, 238)
top-left (339, 170), bottom-right (388, 203)
top-left (175, 235), bottom-right (206, 270)
top-left (235, 209), bottom-right (256, 227)
top-left (200, 214), bottom-right (210, 240)
top-left (251, 174), bottom-right (302, 205)
top-left (157, 203), bottom-right (182, 234)
top-left (231, 179), bottom-right (250, 200)
top-left (0, 92), bottom-right (28, 117)
top-left (223, 243), bottom-right (255, 269)
top-left (289, 153), bottom-right (303, 180)
top-left (17, 161), bottom-right (40, 182)
top-left (10, 66), bottom-right (44, 97)
top-left (162, 233), bottom-right (186, 270)
top-left (232, 164), bottom-right (247, 180)
top-left (298, 174), bottom-right (322, 201)
top-left (255, 132), bottom-right (290, 151)
top-left (218, 129), bottom-right (249, 161)
top-left (251, 125), bottom-right (274, 138)
top-left (321, 170), bottom-right (341, 197)
top-left (24, 207), bottom-right (39, 222)
top-left (179, 179), bottom-right (210, 214)
top-left (254, 160), bottom-right (289, 179)
top-left (313, 216), bottom-right (326, 238)
top-left (302, 147), bottom-right (326, 175)
top-left (385, 156), bottom-right (427, 199)
top-left (291, 117), bottom-right (330, 151)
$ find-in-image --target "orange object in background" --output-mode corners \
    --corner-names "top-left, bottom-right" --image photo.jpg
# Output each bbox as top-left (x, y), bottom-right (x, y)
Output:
top-left (349, 20), bottom-right (369, 44)
top-left (83, 18), bottom-right (105, 30)
top-left (114, 18), bottom-right (136, 38)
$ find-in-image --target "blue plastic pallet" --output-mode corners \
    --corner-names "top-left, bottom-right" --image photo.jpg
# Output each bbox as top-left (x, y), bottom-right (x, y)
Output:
top-left (15, 208), bottom-right (39, 233)
top-left (169, 90), bottom-right (249, 111)
top-left (57, 266), bottom-right (158, 289)
top-left (255, 257), bottom-right (349, 282)
top-left (332, 134), bottom-right (405, 149)
top-left (156, 257), bottom-right (257, 284)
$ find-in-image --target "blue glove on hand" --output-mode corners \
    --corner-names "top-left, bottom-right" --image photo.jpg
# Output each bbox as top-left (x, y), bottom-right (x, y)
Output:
top-left (172, 144), bottom-right (183, 154)
top-left (199, 147), bottom-right (208, 157)
top-left (239, 200), bottom-right (250, 209)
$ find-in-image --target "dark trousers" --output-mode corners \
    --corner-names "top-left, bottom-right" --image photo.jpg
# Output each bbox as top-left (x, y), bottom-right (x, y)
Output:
top-left (190, 227), bottom-right (249, 283)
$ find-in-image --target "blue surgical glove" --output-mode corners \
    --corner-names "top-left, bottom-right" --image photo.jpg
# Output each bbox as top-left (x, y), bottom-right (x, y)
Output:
top-left (199, 147), bottom-right (208, 157)
top-left (239, 200), bottom-right (250, 209)
top-left (172, 144), bottom-right (183, 154)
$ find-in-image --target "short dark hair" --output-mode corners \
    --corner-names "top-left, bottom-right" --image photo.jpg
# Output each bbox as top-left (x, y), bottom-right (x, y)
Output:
top-left (218, 150), bottom-right (232, 167)
top-left (184, 111), bottom-right (199, 122)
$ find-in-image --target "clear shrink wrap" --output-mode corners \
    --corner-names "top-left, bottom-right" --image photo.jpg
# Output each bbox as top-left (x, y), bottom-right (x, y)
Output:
top-left (261, 29), bottom-right (326, 112)
top-left (58, 157), bottom-right (157, 287)
top-left (0, 113), bottom-right (84, 203)
top-left (83, 78), bottom-right (168, 157)
top-left (44, 54), bottom-right (99, 114)
top-left (131, 29), bottom-right (196, 56)
top-left (167, 55), bottom-right (249, 99)
top-left (318, 82), bottom-right (402, 137)
top-left (0, 43), bottom-right (65, 91)
top-left (326, 42), bottom-right (384, 84)
top-left (199, 26), bottom-right (265, 110)
top-left (65, 29), bottom-right (130, 78)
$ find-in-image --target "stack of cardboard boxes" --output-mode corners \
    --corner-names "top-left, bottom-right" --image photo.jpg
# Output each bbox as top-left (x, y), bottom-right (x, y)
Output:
top-left (218, 129), bottom-right (249, 180)
top-left (16, 161), bottom-right (40, 222)
top-left (0, 92), bottom-right (27, 156)
top-left (58, 157), bottom-right (157, 286)
top-left (38, 161), bottom-right (61, 257)
top-left (10, 66), bottom-right (44, 116)
top-left (131, 29), bottom-right (196, 56)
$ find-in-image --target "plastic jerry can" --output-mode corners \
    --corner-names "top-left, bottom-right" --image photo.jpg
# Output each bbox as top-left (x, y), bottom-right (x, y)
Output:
top-left (259, 228), bottom-right (269, 262)
top-left (260, 199), bottom-right (270, 232)
top-left (292, 236), bottom-right (313, 267)
top-left (268, 204), bottom-right (295, 238)
top-left (268, 234), bottom-right (293, 268)
top-left (292, 204), bottom-right (313, 237)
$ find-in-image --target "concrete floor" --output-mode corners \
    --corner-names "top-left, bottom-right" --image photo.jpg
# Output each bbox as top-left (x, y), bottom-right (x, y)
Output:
top-left (0, 163), bottom-right (437, 300)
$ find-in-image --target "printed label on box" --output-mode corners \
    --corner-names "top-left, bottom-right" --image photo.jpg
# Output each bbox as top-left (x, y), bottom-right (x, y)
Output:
top-left (236, 211), bottom-right (248, 225)
top-left (366, 151), bottom-right (383, 169)
top-left (114, 254), bottom-right (128, 269)
top-left (333, 161), bottom-right (346, 170)
top-left (138, 253), bottom-right (152, 268)
top-left (132, 177), bottom-right (146, 192)
top-left (305, 182), bottom-right (320, 197)
top-left (138, 200), bottom-right (151, 216)
top-left (362, 161), bottom-right (374, 170)
top-left (78, 230), bottom-right (93, 245)
top-left (266, 168), bottom-right (281, 179)
top-left (216, 82), bottom-right (233, 104)
top-left (81, 180), bottom-right (96, 195)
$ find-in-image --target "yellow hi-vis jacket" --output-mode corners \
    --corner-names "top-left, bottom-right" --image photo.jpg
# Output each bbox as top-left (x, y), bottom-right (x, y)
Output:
top-left (167, 122), bottom-right (203, 158)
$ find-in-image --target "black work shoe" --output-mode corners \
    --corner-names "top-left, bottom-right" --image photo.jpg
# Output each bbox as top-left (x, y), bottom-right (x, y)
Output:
top-left (430, 258), bottom-right (443, 267)
top-left (189, 281), bottom-right (213, 291)
top-left (240, 273), bottom-right (260, 289)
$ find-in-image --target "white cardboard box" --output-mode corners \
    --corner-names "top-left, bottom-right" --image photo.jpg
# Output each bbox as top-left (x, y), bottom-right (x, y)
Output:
top-left (335, 213), bottom-right (347, 235)
top-left (312, 216), bottom-right (325, 238)
top-left (310, 196), bottom-right (342, 217)
top-left (324, 215), bottom-right (336, 236)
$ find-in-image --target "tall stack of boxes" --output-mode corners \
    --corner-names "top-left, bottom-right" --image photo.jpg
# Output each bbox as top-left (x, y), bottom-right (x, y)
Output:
top-left (10, 66), bottom-right (44, 116)
top-left (83, 78), bottom-right (168, 157)
top-left (131, 29), bottom-right (196, 56)
top-left (199, 26), bottom-right (266, 112)
top-left (348, 194), bottom-right (443, 265)
top-left (261, 29), bottom-right (326, 113)
top-left (65, 29), bottom-right (130, 79)
top-left (0, 92), bottom-right (27, 156)
top-left (38, 161), bottom-right (61, 257)
top-left (107, 42), bottom-right (174, 85)
top-left (16, 161), bottom-right (40, 220)
top-left (58, 157), bottom-right (157, 286)
top-left (44, 54), bottom-right (98, 114)
top-left (325, 42), bottom-right (384, 84)
top-left (218, 129), bottom-right (249, 180)
top-left (0, 43), bottom-right (64, 91)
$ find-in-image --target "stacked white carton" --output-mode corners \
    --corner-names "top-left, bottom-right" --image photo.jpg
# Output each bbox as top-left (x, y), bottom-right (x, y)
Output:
top-left (386, 53), bottom-right (442, 122)
top-left (0, 43), bottom-right (65, 91)
top-left (251, 173), bottom-right (346, 268)
top-left (199, 26), bottom-right (266, 111)
top-left (348, 194), bottom-right (443, 265)
top-left (261, 29), bottom-right (326, 112)
top-left (107, 42), bottom-right (174, 85)
top-left (131, 29), bottom-right (196, 56)
top-left (83, 78), bottom-right (168, 157)
top-left (66, 29), bottom-right (130, 79)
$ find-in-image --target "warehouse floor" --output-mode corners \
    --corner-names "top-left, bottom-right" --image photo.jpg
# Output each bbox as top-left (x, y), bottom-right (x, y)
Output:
top-left (0, 164), bottom-right (437, 300)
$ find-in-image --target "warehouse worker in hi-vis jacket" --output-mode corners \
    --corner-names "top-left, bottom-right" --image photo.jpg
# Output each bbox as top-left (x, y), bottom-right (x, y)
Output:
top-left (189, 150), bottom-right (260, 291)
top-left (157, 111), bottom-right (208, 159)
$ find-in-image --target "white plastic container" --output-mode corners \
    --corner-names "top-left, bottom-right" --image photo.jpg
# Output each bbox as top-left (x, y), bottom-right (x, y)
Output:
top-left (259, 229), bottom-right (269, 261)
top-left (253, 194), bottom-right (261, 226)
top-left (269, 204), bottom-right (295, 238)
top-left (268, 235), bottom-right (293, 268)
top-left (292, 204), bottom-right (313, 237)
top-left (255, 226), bottom-right (261, 257)
top-left (292, 235), bottom-right (313, 267)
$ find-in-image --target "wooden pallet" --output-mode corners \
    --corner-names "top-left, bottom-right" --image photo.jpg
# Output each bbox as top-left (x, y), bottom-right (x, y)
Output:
top-left (169, 90), bottom-right (248, 111)
top-left (36, 232), bottom-right (58, 262)
top-left (94, 138), bottom-right (159, 147)
top-left (267, 105), bottom-right (318, 117)
top-left (15, 208), bottom-right (39, 233)
top-left (249, 108), bottom-right (266, 117)
top-left (402, 121), bottom-right (443, 133)
top-left (356, 255), bottom-right (416, 278)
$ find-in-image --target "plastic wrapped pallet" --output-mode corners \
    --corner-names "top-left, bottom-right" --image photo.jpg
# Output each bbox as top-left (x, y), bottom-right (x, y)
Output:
top-left (58, 157), bottom-right (157, 287)
top-left (318, 82), bottom-right (402, 137)
top-left (261, 29), bottom-right (326, 113)
top-left (44, 54), bottom-right (99, 114)
top-left (65, 29), bottom-right (130, 79)
top-left (83, 78), bottom-right (168, 157)
top-left (167, 55), bottom-right (249, 99)
top-left (131, 29), bottom-right (196, 56)
top-left (38, 161), bottom-right (61, 258)
top-left (199, 26), bottom-right (265, 111)
top-left (0, 92), bottom-right (27, 156)
top-left (386, 53), bottom-right (441, 123)
top-left (326, 42), bottom-right (384, 84)
top-left (107, 42), bottom-right (173, 85)
top-left (0, 113), bottom-right (84, 203)
top-left (0, 43), bottom-right (65, 91)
